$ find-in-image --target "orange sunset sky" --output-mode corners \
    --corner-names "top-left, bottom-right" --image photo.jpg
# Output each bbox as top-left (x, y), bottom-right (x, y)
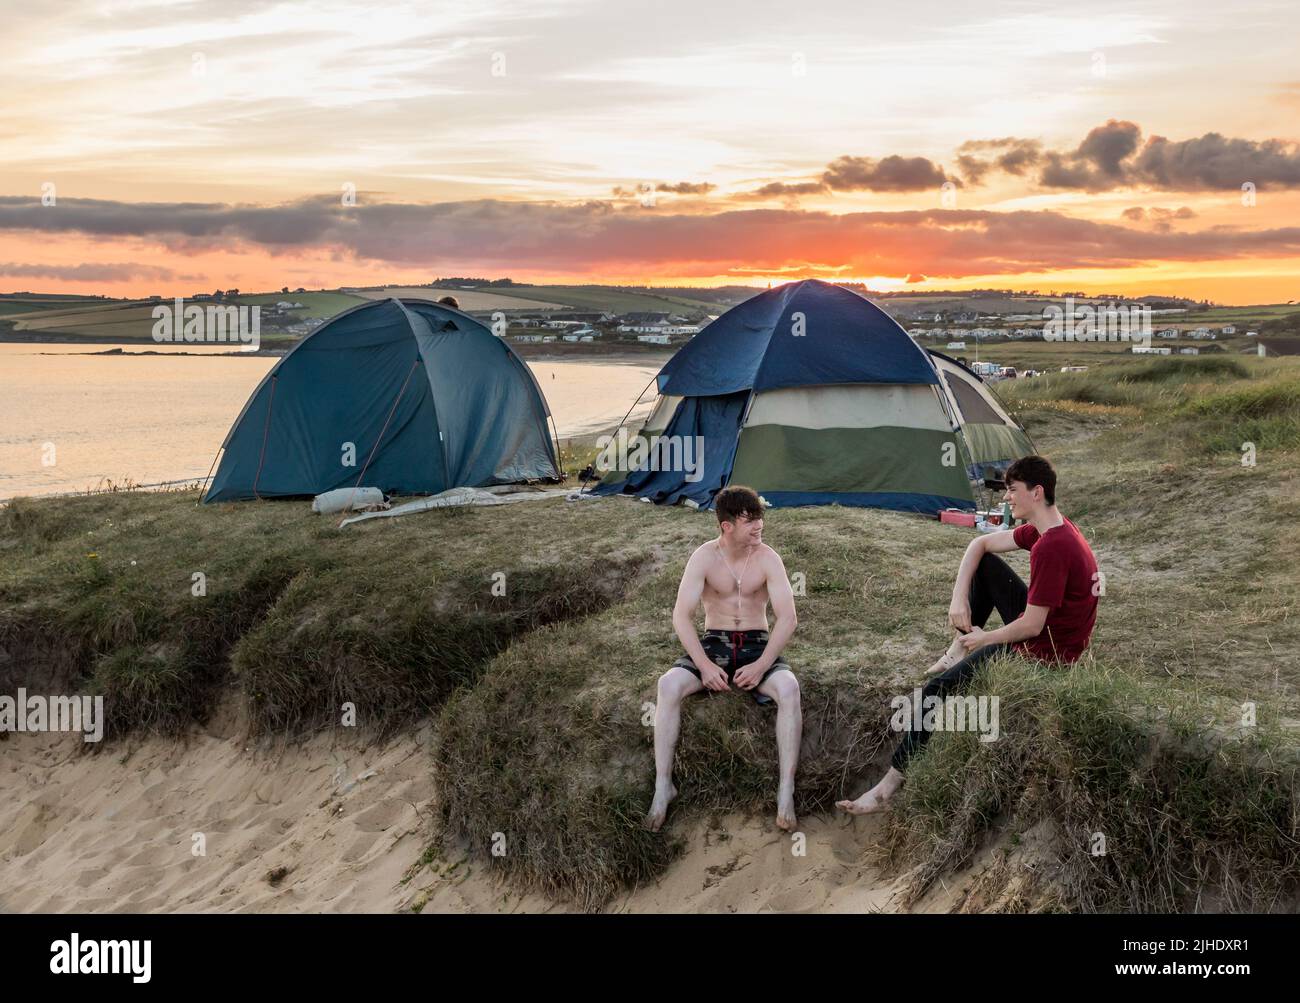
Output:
top-left (2, 0), bottom-right (1299, 303)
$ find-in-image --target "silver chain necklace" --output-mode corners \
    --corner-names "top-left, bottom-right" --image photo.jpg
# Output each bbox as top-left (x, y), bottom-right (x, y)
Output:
top-left (715, 540), bottom-right (754, 626)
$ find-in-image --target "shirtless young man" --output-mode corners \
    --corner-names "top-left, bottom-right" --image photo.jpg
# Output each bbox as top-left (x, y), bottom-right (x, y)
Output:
top-left (837, 455), bottom-right (1099, 815)
top-left (644, 485), bottom-right (801, 833)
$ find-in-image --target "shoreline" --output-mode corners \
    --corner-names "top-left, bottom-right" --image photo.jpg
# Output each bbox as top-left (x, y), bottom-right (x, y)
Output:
top-left (0, 334), bottom-right (673, 365)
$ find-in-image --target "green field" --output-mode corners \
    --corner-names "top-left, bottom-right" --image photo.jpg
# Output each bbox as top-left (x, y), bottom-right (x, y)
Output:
top-left (0, 291), bottom-right (365, 346)
top-left (1184, 304), bottom-right (1300, 325)
top-left (455, 284), bottom-right (723, 316)
top-left (0, 296), bottom-right (122, 316)
top-left (235, 291), bottom-right (366, 319)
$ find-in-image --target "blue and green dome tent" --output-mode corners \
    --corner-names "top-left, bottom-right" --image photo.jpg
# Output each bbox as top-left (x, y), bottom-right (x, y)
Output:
top-left (591, 279), bottom-right (1032, 513)
top-left (203, 298), bottom-right (561, 503)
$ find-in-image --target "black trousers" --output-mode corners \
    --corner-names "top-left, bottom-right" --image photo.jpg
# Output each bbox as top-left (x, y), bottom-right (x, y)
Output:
top-left (890, 553), bottom-right (1027, 771)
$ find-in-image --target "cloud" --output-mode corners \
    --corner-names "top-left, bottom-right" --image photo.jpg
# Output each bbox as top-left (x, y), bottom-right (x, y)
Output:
top-left (957, 138), bottom-right (1043, 183)
top-left (1133, 132), bottom-right (1300, 189)
top-left (961, 121), bottom-right (1300, 191)
top-left (738, 180), bottom-right (830, 200)
top-left (738, 153), bottom-right (956, 200)
top-left (1039, 119), bottom-right (1142, 190)
top-left (655, 181), bottom-right (715, 194)
top-left (821, 154), bottom-right (958, 192)
top-left (0, 260), bottom-right (186, 281)
top-left (1120, 204), bottom-right (1197, 233)
top-left (4, 195), bottom-right (1299, 281)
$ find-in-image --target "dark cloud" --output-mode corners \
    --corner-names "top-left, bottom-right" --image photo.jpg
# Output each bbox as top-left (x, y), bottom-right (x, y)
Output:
top-left (1040, 120), bottom-right (1142, 190)
top-left (962, 121), bottom-right (1300, 192)
top-left (1133, 132), bottom-right (1300, 189)
top-left (655, 181), bottom-right (716, 194)
top-left (4, 195), bottom-right (1299, 281)
top-left (1121, 205), bottom-right (1196, 225)
top-left (739, 180), bottom-right (829, 199)
top-left (821, 154), bottom-right (957, 192)
top-left (956, 138), bottom-right (1043, 183)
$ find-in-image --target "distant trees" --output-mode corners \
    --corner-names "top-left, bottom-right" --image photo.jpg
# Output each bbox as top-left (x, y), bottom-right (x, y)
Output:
top-left (434, 276), bottom-right (515, 287)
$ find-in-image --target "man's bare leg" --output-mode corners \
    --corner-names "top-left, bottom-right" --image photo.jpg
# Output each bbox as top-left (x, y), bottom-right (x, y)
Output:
top-left (758, 669), bottom-right (801, 831)
top-left (645, 667), bottom-right (703, 831)
top-left (836, 766), bottom-right (904, 815)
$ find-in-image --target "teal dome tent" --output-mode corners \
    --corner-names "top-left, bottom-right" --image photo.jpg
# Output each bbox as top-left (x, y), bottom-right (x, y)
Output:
top-left (204, 298), bottom-right (561, 502)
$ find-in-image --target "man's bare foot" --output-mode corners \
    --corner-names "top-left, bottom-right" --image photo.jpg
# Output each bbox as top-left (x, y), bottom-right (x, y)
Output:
top-left (925, 635), bottom-right (967, 676)
top-left (836, 768), bottom-right (904, 815)
top-left (776, 782), bottom-right (797, 831)
top-left (644, 781), bottom-right (677, 832)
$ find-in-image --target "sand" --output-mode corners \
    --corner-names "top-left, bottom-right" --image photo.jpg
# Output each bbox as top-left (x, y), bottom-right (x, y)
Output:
top-left (0, 699), bottom-right (983, 914)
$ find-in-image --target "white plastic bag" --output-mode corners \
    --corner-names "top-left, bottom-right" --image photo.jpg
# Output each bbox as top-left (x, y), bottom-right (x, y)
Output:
top-left (311, 486), bottom-right (386, 515)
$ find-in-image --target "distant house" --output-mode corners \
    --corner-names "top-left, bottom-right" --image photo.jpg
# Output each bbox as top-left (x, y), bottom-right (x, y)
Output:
top-left (1178, 346), bottom-right (1199, 355)
top-left (637, 334), bottom-right (670, 345)
top-left (513, 334), bottom-right (544, 343)
top-left (541, 335), bottom-right (557, 343)
top-left (946, 340), bottom-right (967, 350)
top-left (1221, 325), bottom-right (1236, 335)
top-left (1132, 346), bottom-right (1172, 355)
top-left (1157, 328), bottom-right (1179, 339)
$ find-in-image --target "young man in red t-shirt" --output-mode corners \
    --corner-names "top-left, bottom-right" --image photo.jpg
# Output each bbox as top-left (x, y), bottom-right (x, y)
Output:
top-left (837, 455), bottom-right (1099, 814)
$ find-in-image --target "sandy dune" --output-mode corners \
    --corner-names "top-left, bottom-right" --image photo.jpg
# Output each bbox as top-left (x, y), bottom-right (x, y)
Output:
top-left (1, 704), bottom-right (981, 914)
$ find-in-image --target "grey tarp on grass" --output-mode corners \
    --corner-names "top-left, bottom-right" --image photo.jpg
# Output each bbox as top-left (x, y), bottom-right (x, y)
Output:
top-left (203, 298), bottom-right (560, 502)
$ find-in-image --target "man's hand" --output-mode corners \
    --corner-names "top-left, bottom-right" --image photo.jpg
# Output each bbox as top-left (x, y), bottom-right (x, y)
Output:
top-left (958, 626), bottom-right (989, 653)
top-left (733, 658), bottom-right (771, 690)
top-left (948, 597), bottom-right (972, 633)
top-left (696, 660), bottom-right (730, 692)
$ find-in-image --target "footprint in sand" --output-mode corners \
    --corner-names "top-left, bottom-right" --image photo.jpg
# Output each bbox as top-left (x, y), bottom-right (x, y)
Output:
top-left (8, 803), bottom-right (52, 856)
top-left (352, 799), bottom-right (408, 833)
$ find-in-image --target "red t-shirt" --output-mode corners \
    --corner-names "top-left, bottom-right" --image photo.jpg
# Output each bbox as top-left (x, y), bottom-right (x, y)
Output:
top-left (1011, 518), bottom-right (1098, 663)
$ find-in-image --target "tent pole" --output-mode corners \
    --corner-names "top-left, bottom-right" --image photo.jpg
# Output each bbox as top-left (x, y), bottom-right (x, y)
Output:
top-left (580, 372), bottom-right (658, 496)
top-left (548, 412), bottom-right (565, 481)
top-left (195, 445), bottom-right (223, 506)
top-left (337, 357), bottom-right (421, 528)
top-left (251, 375), bottom-right (278, 501)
